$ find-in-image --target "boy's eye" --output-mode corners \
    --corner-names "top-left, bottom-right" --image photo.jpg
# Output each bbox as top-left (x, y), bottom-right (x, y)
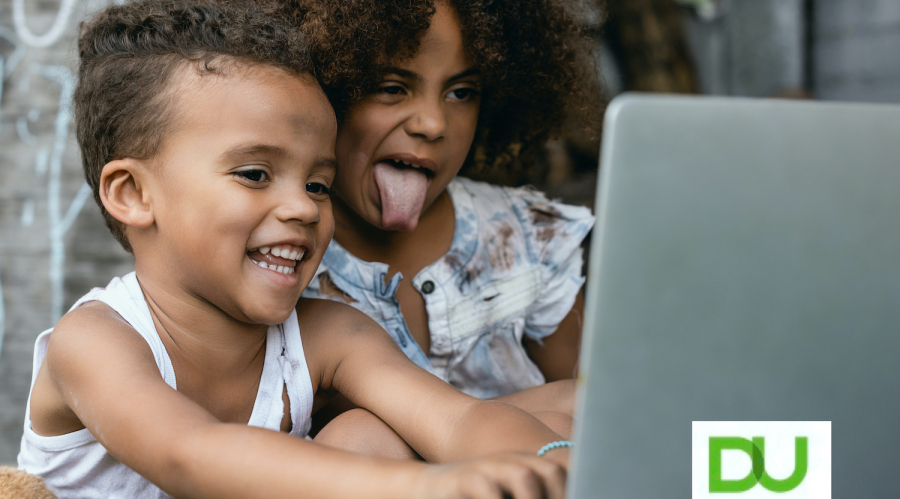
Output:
top-left (448, 88), bottom-right (479, 102)
top-left (235, 169), bottom-right (268, 183)
top-left (306, 182), bottom-right (331, 196)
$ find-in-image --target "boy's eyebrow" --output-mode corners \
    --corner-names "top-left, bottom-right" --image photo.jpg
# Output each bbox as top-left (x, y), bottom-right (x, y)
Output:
top-left (222, 144), bottom-right (338, 173)
top-left (222, 143), bottom-right (290, 161)
top-left (382, 66), bottom-right (480, 83)
top-left (316, 157), bottom-right (338, 173)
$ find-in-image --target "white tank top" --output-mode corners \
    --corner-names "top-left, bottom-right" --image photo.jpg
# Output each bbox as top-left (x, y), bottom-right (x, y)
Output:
top-left (17, 272), bottom-right (314, 499)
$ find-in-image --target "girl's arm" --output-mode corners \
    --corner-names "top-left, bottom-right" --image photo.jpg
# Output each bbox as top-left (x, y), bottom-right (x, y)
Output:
top-left (524, 289), bottom-right (585, 382)
top-left (299, 299), bottom-right (572, 467)
top-left (43, 303), bottom-right (564, 499)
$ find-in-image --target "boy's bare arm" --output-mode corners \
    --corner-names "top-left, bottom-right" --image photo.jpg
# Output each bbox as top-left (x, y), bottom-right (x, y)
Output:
top-left (524, 290), bottom-right (584, 382)
top-left (43, 304), bottom-right (564, 499)
top-left (298, 299), bottom-right (571, 466)
top-left (43, 303), bottom-right (568, 499)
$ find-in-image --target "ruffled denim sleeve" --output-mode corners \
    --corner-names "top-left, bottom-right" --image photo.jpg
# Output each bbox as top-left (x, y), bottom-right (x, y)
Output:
top-left (512, 186), bottom-right (595, 341)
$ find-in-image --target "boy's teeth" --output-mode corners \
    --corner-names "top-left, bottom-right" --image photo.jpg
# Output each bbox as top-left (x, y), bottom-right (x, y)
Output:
top-left (254, 245), bottom-right (305, 261)
top-left (253, 258), bottom-right (294, 275)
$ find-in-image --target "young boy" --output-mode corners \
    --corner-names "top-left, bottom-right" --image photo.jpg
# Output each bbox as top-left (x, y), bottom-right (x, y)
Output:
top-left (17, 1), bottom-right (571, 497)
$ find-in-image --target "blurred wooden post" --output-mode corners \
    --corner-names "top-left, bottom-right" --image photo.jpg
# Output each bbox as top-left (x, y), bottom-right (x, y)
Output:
top-left (604, 0), bottom-right (700, 93)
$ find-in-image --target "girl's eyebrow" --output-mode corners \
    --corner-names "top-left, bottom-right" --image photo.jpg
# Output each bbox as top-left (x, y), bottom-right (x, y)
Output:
top-left (382, 67), bottom-right (420, 81)
top-left (382, 66), bottom-right (480, 83)
top-left (448, 68), bottom-right (480, 82)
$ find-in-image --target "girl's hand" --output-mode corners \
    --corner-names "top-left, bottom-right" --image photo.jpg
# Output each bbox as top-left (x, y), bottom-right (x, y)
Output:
top-left (412, 452), bottom-right (567, 499)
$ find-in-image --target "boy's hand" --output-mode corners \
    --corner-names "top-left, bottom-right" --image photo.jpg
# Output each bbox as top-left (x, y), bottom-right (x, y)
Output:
top-left (413, 452), bottom-right (567, 499)
top-left (537, 446), bottom-right (570, 470)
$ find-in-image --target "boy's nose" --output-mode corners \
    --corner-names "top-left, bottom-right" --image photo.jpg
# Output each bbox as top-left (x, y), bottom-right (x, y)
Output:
top-left (275, 189), bottom-right (320, 225)
top-left (404, 98), bottom-right (447, 141)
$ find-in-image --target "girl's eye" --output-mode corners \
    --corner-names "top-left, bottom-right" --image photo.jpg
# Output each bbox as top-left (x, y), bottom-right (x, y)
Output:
top-left (449, 88), bottom-right (479, 102)
top-left (376, 83), bottom-right (406, 98)
top-left (306, 182), bottom-right (331, 196)
top-left (235, 169), bottom-right (268, 183)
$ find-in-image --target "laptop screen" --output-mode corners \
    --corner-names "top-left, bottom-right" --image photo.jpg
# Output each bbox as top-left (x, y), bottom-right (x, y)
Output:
top-left (569, 94), bottom-right (900, 499)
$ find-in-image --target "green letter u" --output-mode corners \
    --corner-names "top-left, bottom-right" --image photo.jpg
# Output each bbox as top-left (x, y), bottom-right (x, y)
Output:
top-left (756, 437), bottom-right (808, 492)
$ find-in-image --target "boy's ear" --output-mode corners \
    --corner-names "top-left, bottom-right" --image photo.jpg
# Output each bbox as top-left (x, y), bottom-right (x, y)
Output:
top-left (99, 159), bottom-right (155, 229)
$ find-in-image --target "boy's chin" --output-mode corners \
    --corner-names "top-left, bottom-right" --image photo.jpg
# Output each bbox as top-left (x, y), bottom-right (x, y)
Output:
top-left (238, 289), bottom-right (306, 326)
top-left (241, 303), bottom-right (297, 326)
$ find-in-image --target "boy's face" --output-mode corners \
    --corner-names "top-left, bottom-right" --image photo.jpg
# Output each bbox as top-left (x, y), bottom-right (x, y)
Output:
top-left (331, 2), bottom-right (480, 232)
top-left (144, 64), bottom-right (336, 325)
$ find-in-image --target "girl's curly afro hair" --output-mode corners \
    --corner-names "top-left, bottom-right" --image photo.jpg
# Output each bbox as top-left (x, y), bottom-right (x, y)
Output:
top-left (290, 0), bottom-right (603, 180)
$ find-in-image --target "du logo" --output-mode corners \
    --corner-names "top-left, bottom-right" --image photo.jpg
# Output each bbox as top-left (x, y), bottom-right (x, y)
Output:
top-left (692, 422), bottom-right (831, 499)
top-left (708, 436), bottom-right (807, 492)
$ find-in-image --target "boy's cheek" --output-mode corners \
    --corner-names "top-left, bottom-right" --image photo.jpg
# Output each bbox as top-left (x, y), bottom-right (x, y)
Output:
top-left (324, 204), bottom-right (336, 241)
top-left (307, 205), bottom-right (335, 265)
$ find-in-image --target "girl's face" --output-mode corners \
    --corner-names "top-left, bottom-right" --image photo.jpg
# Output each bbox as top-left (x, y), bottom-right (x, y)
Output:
top-left (332, 2), bottom-right (480, 232)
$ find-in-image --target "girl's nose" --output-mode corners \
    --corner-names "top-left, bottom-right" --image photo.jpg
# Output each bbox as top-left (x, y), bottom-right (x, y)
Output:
top-left (404, 97), bottom-right (447, 141)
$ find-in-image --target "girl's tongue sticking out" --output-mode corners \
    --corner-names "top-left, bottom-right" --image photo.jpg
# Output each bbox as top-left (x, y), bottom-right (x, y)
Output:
top-left (373, 161), bottom-right (429, 231)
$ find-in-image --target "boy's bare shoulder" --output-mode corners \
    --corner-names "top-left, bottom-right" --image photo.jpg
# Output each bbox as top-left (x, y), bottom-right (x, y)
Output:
top-left (295, 296), bottom-right (380, 334)
top-left (294, 297), bottom-right (396, 378)
top-left (47, 301), bottom-right (155, 374)
top-left (54, 300), bottom-right (144, 341)
top-left (31, 301), bottom-right (159, 437)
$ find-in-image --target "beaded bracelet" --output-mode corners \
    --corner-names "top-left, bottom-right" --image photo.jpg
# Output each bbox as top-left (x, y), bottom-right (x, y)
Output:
top-left (537, 440), bottom-right (574, 456)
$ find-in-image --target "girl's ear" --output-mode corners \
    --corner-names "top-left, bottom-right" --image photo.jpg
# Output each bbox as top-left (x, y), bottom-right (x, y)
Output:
top-left (99, 159), bottom-right (155, 229)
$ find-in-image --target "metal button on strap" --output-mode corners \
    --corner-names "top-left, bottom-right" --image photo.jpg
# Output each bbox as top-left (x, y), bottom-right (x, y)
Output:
top-left (421, 280), bottom-right (435, 294)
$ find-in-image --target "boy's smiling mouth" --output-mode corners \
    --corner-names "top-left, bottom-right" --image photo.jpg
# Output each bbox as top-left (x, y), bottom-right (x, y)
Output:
top-left (247, 244), bottom-right (306, 275)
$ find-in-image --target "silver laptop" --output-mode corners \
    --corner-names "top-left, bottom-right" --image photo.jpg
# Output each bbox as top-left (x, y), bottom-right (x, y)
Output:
top-left (568, 94), bottom-right (900, 498)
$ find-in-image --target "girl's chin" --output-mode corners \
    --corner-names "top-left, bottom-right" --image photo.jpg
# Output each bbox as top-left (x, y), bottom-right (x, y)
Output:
top-left (379, 217), bottom-right (419, 232)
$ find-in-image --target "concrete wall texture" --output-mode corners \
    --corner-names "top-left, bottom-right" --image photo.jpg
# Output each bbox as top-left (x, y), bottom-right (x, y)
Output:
top-left (684, 0), bottom-right (807, 97)
top-left (815, 0), bottom-right (900, 102)
top-left (1, 0), bottom-right (133, 465)
top-left (681, 0), bottom-right (900, 102)
top-left (1, 0), bottom-right (898, 464)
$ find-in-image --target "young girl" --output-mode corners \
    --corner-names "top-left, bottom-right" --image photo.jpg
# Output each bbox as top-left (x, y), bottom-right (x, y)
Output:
top-left (295, 0), bottom-right (602, 429)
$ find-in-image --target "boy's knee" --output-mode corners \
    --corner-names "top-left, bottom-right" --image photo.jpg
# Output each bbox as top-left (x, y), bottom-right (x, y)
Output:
top-left (530, 411), bottom-right (573, 439)
top-left (551, 379), bottom-right (576, 415)
top-left (546, 379), bottom-right (575, 406)
top-left (313, 408), bottom-right (418, 460)
top-left (494, 379), bottom-right (576, 416)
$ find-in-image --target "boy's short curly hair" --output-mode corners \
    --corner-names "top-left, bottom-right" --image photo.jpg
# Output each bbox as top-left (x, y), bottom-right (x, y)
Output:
top-left (296, 0), bottom-right (603, 180)
top-left (76, 0), bottom-right (314, 252)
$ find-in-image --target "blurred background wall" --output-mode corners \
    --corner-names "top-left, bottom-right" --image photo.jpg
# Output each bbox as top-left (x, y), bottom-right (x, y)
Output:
top-left (0, 0), bottom-right (898, 464)
top-left (548, 0), bottom-right (900, 206)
